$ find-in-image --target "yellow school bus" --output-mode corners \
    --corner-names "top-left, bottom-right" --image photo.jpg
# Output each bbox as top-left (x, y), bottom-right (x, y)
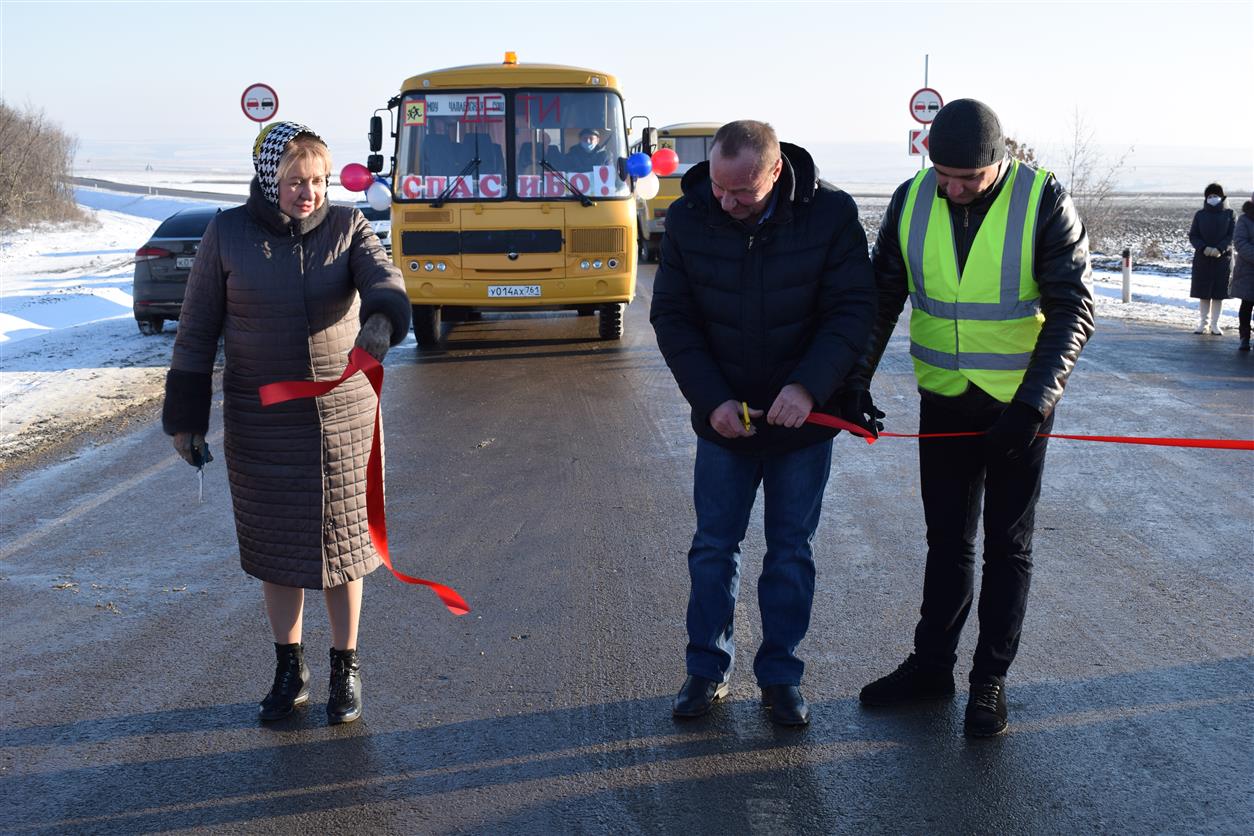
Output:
top-left (634, 122), bottom-right (721, 262)
top-left (366, 54), bottom-right (657, 347)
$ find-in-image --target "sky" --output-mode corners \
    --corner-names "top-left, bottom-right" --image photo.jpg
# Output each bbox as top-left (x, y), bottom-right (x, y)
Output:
top-left (1, 0), bottom-right (1252, 190)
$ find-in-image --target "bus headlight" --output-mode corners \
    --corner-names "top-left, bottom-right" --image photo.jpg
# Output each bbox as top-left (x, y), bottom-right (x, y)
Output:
top-left (580, 260), bottom-right (590, 270)
top-left (592, 259), bottom-right (603, 269)
top-left (424, 261), bottom-right (435, 271)
top-left (436, 262), bottom-right (447, 272)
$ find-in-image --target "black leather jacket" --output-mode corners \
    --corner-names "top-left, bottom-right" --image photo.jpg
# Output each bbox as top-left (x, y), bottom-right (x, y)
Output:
top-left (849, 161), bottom-right (1095, 418)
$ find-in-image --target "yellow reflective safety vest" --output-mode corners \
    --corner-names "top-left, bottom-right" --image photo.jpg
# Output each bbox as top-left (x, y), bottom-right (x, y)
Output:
top-left (900, 160), bottom-right (1051, 402)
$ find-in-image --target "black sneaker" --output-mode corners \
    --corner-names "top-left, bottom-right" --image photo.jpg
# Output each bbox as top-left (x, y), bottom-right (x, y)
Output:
top-left (859, 654), bottom-right (955, 706)
top-left (964, 681), bottom-right (1008, 737)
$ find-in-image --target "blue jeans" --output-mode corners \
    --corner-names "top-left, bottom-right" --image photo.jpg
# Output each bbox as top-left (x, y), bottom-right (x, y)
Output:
top-left (685, 436), bottom-right (833, 687)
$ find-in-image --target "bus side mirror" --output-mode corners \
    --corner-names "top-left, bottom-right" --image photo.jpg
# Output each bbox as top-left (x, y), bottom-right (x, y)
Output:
top-left (369, 116), bottom-right (383, 153)
top-left (367, 155), bottom-right (384, 173)
top-left (641, 127), bottom-right (659, 156)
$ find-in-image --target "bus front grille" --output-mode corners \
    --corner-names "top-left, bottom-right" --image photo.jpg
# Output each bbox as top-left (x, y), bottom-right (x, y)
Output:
top-left (569, 227), bottom-right (625, 253)
top-left (403, 210), bottom-right (453, 224)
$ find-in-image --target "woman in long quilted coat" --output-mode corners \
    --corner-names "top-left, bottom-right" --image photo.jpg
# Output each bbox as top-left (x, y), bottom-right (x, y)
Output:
top-left (163, 122), bottom-right (410, 725)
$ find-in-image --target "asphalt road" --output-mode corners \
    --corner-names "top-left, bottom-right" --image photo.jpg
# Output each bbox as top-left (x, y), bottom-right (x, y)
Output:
top-left (2, 266), bottom-right (1251, 834)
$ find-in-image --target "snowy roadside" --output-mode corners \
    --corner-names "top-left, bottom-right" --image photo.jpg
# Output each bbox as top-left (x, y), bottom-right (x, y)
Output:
top-left (0, 191), bottom-right (232, 469)
top-left (0, 187), bottom-right (1244, 472)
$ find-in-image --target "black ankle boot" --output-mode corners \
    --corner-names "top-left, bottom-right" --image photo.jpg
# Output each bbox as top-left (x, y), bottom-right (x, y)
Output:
top-left (259, 642), bottom-right (310, 721)
top-left (327, 647), bottom-right (362, 724)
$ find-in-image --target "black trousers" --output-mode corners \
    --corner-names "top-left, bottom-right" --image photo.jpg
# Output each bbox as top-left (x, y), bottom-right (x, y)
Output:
top-left (912, 387), bottom-right (1055, 683)
top-left (1238, 299), bottom-right (1253, 342)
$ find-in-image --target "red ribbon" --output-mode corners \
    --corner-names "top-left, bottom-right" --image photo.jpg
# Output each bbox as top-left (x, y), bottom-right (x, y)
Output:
top-left (804, 411), bottom-right (1254, 450)
top-left (259, 348), bottom-right (470, 616)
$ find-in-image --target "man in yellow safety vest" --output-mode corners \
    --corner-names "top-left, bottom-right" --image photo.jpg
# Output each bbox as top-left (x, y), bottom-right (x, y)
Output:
top-left (849, 99), bottom-right (1095, 736)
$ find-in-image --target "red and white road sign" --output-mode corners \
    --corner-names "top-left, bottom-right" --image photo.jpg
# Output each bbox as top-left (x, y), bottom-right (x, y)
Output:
top-left (241, 83), bottom-right (279, 123)
top-left (909, 88), bottom-right (943, 124)
top-left (909, 128), bottom-right (930, 156)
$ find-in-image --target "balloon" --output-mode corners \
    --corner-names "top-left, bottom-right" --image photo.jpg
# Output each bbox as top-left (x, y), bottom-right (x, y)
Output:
top-left (651, 147), bottom-right (679, 177)
top-left (625, 152), bottom-right (652, 178)
top-left (366, 180), bottom-right (392, 211)
top-left (340, 163), bottom-right (373, 192)
top-left (636, 172), bottom-right (660, 200)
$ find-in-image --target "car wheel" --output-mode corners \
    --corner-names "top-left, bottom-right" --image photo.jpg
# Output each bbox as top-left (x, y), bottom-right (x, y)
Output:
top-left (412, 305), bottom-right (442, 349)
top-left (598, 303), bottom-right (625, 340)
top-left (137, 317), bottom-right (163, 335)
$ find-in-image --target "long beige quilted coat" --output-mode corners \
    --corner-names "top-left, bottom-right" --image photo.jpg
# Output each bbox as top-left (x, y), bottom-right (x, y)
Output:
top-left (170, 196), bottom-right (409, 589)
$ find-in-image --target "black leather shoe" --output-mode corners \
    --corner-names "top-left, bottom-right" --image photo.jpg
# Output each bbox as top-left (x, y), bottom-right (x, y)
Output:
top-left (327, 647), bottom-right (362, 725)
top-left (259, 642), bottom-right (310, 721)
top-left (761, 684), bottom-right (810, 726)
top-left (859, 654), bottom-right (955, 707)
top-left (672, 675), bottom-right (729, 719)
top-left (964, 681), bottom-right (1008, 737)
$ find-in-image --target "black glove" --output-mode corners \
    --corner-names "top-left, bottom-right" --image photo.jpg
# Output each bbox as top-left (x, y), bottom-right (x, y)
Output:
top-left (985, 401), bottom-right (1043, 461)
top-left (836, 388), bottom-right (885, 439)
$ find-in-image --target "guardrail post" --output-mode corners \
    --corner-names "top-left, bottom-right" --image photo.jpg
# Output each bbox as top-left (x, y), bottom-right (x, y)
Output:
top-left (1121, 248), bottom-right (1132, 303)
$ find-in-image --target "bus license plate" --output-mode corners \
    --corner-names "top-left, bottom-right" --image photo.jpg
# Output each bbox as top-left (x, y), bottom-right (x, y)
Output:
top-left (176, 257), bottom-right (195, 269)
top-left (487, 285), bottom-right (541, 298)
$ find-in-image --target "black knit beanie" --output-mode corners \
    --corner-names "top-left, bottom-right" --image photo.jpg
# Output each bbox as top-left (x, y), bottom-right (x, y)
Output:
top-left (928, 99), bottom-right (1006, 169)
top-left (1203, 182), bottom-right (1225, 199)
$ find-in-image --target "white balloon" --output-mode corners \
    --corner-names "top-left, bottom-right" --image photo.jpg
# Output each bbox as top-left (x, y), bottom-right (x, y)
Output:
top-left (366, 181), bottom-right (392, 211)
top-left (635, 173), bottom-right (660, 200)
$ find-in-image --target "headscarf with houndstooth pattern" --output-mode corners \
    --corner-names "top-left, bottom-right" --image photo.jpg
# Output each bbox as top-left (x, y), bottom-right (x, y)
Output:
top-left (253, 121), bottom-right (323, 205)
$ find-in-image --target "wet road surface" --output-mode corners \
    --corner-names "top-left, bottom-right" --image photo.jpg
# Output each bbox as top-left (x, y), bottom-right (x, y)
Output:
top-left (2, 266), bottom-right (1251, 833)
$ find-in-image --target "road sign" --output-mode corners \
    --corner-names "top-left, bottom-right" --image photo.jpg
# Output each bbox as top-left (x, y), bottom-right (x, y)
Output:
top-left (909, 87), bottom-right (943, 124)
top-left (909, 128), bottom-right (930, 156)
top-left (241, 83), bottom-right (279, 123)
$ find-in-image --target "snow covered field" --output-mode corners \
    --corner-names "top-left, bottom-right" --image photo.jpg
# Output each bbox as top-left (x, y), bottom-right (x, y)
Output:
top-left (0, 181), bottom-right (1245, 470)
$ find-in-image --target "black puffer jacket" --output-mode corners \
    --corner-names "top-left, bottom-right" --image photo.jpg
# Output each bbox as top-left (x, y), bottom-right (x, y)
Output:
top-left (650, 142), bottom-right (876, 453)
top-left (849, 161), bottom-right (1094, 419)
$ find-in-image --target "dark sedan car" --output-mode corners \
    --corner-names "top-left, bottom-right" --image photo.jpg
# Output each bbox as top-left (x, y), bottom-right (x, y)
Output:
top-left (132, 206), bottom-right (231, 335)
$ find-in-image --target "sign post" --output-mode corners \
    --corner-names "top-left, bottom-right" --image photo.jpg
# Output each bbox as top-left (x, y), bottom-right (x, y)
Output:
top-left (241, 83), bottom-right (279, 124)
top-left (907, 59), bottom-right (942, 169)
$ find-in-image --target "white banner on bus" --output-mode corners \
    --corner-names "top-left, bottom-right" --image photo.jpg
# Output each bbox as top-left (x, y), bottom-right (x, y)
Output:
top-left (399, 167), bottom-right (619, 200)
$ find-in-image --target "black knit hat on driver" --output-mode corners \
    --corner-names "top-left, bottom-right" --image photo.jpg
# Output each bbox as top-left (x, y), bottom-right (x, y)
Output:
top-left (928, 99), bottom-right (1006, 169)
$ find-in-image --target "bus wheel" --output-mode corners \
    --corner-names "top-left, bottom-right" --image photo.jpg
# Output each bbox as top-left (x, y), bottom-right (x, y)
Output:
top-left (137, 317), bottom-right (163, 336)
top-left (412, 305), bottom-right (442, 348)
top-left (598, 303), bottom-right (624, 340)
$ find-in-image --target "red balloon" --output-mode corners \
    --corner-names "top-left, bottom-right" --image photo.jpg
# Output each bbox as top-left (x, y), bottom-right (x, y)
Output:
top-left (340, 163), bottom-right (373, 192)
top-left (651, 147), bottom-right (679, 177)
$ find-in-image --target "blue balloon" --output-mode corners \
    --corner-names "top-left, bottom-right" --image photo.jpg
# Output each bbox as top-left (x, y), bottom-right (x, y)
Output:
top-left (626, 152), bottom-right (652, 178)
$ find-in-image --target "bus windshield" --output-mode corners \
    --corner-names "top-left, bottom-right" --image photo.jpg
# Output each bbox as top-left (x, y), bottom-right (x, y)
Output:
top-left (394, 89), bottom-right (629, 202)
top-left (665, 135), bottom-right (713, 177)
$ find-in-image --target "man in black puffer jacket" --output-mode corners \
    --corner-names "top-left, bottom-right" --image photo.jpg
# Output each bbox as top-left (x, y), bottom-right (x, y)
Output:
top-left (650, 120), bottom-right (877, 726)
top-left (850, 99), bottom-right (1095, 737)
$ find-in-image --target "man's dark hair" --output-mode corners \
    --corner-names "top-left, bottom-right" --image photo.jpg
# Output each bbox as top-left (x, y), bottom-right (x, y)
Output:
top-left (712, 120), bottom-right (780, 167)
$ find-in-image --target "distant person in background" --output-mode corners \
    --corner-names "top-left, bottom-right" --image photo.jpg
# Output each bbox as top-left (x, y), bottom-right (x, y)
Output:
top-left (1188, 182), bottom-right (1235, 336)
top-left (565, 128), bottom-right (609, 170)
top-left (1229, 191), bottom-right (1254, 351)
top-left (163, 122), bottom-right (410, 725)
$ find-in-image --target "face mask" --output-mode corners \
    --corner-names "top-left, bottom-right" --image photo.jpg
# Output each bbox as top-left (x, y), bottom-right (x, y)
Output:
top-left (583, 139), bottom-right (597, 149)
top-left (1206, 195), bottom-right (1222, 206)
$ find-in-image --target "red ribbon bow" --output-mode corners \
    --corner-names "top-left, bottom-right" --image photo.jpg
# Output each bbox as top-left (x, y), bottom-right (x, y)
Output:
top-left (259, 348), bottom-right (470, 615)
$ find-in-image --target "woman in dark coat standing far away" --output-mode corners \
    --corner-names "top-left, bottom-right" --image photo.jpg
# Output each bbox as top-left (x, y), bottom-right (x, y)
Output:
top-left (162, 122), bottom-right (410, 724)
top-left (1230, 192), bottom-right (1254, 351)
top-left (1188, 182), bottom-right (1235, 335)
